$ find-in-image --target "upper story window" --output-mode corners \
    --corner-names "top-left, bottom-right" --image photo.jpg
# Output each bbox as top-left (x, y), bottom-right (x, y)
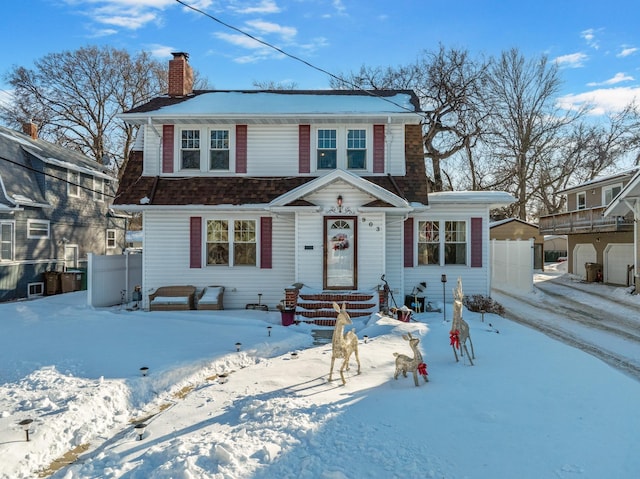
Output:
top-left (27, 220), bottom-right (50, 239)
top-left (206, 219), bottom-right (256, 266)
top-left (317, 129), bottom-right (337, 169)
top-left (0, 222), bottom-right (13, 260)
top-left (347, 129), bottom-right (366, 169)
top-left (577, 192), bottom-right (586, 210)
top-left (93, 177), bottom-right (105, 201)
top-left (68, 170), bottom-right (80, 197)
top-left (603, 184), bottom-right (622, 205)
top-left (209, 130), bottom-right (230, 170)
top-left (315, 127), bottom-right (371, 171)
top-left (181, 129), bottom-right (201, 169)
top-left (106, 229), bottom-right (116, 249)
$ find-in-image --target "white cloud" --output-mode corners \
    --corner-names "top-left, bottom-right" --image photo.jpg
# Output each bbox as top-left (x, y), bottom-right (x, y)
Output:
top-left (554, 52), bottom-right (588, 68)
top-left (581, 28), bottom-right (600, 50)
top-left (617, 46), bottom-right (638, 58)
top-left (231, 0), bottom-right (280, 14)
top-left (245, 19), bottom-right (297, 41)
top-left (214, 32), bottom-right (267, 50)
top-left (586, 72), bottom-right (634, 87)
top-left (557, 86), bottom-right (640, 115)
top-left (144, 44), bottom-right (176, 59)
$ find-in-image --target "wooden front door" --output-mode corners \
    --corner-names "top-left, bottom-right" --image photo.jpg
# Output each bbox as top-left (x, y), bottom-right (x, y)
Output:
top-left (324, 217), bottom-right (357, 290)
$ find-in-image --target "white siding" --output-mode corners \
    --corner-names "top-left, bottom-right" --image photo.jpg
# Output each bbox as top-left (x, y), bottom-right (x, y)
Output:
top-left (142, 125), bottom-right (162, 176)
top-left (142, 210), bottom-right (295, 310)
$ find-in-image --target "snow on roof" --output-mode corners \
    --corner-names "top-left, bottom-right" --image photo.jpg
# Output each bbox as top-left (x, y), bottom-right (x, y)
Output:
top-left (154, 91), bottom-right (418, 116)
top-left (429, 190), bottom-right (515, 208)
top-left (489, 217), bottom-right (538, 228)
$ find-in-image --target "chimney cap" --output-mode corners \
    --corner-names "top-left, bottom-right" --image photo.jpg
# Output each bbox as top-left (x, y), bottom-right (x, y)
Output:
top-left (171, 52), bottom-right (189, 61)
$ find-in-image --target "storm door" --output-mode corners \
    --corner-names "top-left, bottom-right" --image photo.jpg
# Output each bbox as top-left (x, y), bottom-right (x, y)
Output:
top-left (324, 217), bottom-right (357, 290)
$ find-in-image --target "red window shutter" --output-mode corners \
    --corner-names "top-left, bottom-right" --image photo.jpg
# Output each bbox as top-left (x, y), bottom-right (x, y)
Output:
top-left (404, 217), bottom-right (414, 267)
top-left (190, 217), bottom-right (202, 269)
top-left (471, 217), bottom-right (482, 267)
top-left (373, 124), bottom-right (385, 173)
top-left (299, 125), bottom-right (310, 173)
top-left (162, 125), bottom-right (174, 173)
top-left (260, 217), bottom-right (272, 269)
top-left (236, 125), bottom-right (247, 173)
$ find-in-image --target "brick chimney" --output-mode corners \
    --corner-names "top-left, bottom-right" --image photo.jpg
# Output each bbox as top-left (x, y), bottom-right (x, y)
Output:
top-left (22, 122), bottom-right (38, 140)
top-left (168, 52), bottom-right (194, 97)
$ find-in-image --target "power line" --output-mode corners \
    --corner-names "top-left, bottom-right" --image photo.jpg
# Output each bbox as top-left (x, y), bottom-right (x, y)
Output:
top-left (174, 0), bottom-right (426, 119)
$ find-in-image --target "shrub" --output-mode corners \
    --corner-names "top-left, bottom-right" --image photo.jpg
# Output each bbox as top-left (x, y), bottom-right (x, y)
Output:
top-left (462, 294), bottom-right (505, 316)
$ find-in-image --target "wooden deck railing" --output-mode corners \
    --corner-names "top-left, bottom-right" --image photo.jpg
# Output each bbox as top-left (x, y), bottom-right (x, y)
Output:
top-left (539, 207), bottom-right (634, 234)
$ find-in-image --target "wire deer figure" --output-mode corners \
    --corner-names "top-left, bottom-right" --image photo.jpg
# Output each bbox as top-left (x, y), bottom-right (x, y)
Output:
top-left (328, 302), bottom-right (361, 385)
top-left (393, 333), bottom-right (428, 386)
top-left (450, 277), bottom-right (475, 365)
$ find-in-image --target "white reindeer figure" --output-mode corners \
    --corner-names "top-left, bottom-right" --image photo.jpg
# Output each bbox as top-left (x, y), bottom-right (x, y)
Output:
top-left (328, 302), bottom-right (361, 385)
top-left (393, 333), bottom-right (428, 386)
top-left (450, 277), bottom-right (475, 365)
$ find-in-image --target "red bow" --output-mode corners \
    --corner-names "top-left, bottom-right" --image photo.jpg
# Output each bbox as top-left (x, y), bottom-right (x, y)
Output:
top-left (450, 330), bottom-right (460, 349)
top-left (418, 362), bottom-right (428, 376)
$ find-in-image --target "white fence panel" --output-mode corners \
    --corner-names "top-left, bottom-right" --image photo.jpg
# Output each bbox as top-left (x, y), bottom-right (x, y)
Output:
top-left (87, 253), bottom-right (143, 307)
top-left (491, 239), bottom-right (534, 294)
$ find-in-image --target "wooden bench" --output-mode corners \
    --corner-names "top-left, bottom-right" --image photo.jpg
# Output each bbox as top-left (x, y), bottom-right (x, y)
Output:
top-left (196, 286), bottom-right (225, 310)
top-left (148, 286), bottom-right (196, 311)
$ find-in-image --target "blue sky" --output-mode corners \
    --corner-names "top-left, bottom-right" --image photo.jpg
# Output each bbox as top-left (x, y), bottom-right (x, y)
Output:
top-left (1, 0), bottom-right (639, 116)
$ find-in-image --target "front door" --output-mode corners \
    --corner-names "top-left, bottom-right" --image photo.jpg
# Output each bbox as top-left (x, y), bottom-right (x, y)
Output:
top-left (324, 217), bottom-right (357, 290)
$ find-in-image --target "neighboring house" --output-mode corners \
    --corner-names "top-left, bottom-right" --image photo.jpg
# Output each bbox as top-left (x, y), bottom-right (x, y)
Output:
top-left (544, 235), bottom-right (568, 262)
top-left (489, 218), bottom-right (544, 270)
top-left (539, 167), bottom-right (638, 286)
top-left (603, 168), bottom-right (640, 293)
top-left (112, 52), bottom-right (514, 314)
top-left (0, 123), bottom-right (126, 302)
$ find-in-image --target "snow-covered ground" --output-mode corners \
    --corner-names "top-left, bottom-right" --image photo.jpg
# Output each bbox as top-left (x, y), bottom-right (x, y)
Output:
top-left (1, 265), bottom-right (639, 479)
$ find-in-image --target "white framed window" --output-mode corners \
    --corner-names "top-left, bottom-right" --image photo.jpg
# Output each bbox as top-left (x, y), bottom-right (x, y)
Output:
top-left (93, 177), bottom-right (105, 201)
top-left (28, 282), bottom-right (44, 298)
top-left (347, 129), bottom-right (367, 169)
top-left (27, 220), bottom-right (50, 239)
top-left (106, 229), bottom-right (117, 249)
top-left (576, 192), bottom-right (586, 210)
top-left (603, 183), bottom-right (622, 205)
top-left (0, 222), bottom-right (14, 260)
top-left (314, 126), bottom-right (371, 171)
top-left (416, 219), bottom-right (467, 266)
top-left (180, 129), bottom-right (201, 169)
top-left (68, 170), bottom-right (80, 197)
top-left (209, 129), bottom-right (230, 170)
top-left (206, 219), bottom-right (256, 266)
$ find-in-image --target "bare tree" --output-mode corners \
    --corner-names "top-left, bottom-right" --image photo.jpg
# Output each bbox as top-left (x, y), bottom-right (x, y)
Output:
top-left (484, 48), bottom-right (583, 219)
top-left (332, 45), bottom-right (490, 191)
top-left (1, 46), bottom-right (168, 170)
top-left (252, 80), bottom-right (298, 90)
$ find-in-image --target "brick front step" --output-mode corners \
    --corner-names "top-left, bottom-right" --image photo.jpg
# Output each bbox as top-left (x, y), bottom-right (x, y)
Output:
top-left (297, 302), bottom-right (376, 311)
top-left (298, 293), bottom-right (375, 302)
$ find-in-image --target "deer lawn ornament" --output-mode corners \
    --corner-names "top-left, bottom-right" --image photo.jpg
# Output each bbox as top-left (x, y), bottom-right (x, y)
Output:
top-left (450, 277), bottom-right (475, 365)
top-left (393, 333), bottom-right (428, 386)
top-left (329, 302), bottom-right (361, 385)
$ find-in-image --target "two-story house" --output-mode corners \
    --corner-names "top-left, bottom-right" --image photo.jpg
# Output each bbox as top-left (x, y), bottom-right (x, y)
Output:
top-left (539, 167), bottom-right (638, 286)
top-left (112, 52), bottom-right (514, 315)
top-left (0, 123), bottom-right (126, 302)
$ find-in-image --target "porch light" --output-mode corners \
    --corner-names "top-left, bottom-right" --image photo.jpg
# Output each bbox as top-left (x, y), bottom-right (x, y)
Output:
top-left (134, 423), bottom-right (147, 441)
top-left (19, 419), bottom-right (33, 442)
top-left (337, 195), bottom-right (343, 212)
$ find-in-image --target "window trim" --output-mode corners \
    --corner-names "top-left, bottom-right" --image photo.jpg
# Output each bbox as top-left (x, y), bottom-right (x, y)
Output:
top-left (205, 218), bottom-right (258, 267)
top-left (313, 125), bottom-right (372, 172)
top-left (602, 183), bottom-right (622, 205)
top-left (68, 169), bottom-right (80, 197)
top-left (27, 220), bottom-right (50, 239)
top-left (106, 229), bottom-right (117, 249)
top-left (93, 177), bottom-right (105, 202)
top-left (1, 221), bottom-right (15, 261)
top-left (175, 126), bottom-right (236, 173)
top-left (415, 219), bottom-right (468, 266)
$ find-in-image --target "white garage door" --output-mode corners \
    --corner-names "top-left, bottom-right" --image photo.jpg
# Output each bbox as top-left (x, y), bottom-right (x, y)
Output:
top-left (605, 244), bottom-right (634, 285)
top-left (573, 244), bottom-right (596, 279)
